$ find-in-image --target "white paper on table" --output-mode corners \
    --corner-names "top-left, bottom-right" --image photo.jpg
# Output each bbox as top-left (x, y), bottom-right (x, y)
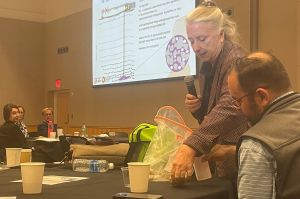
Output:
top-left (12, 175), bottom-right (88, 185)
top-left (193, 156), bottom-right (212, 181)
top-left (0, 197), bottom-right (16, 199)
top-left (35, 137), bottom-right (59, 142)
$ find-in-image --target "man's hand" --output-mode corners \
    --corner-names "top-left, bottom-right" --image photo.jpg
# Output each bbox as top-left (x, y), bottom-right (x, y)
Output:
top-left (202, 144), bottom-right (236, 162)
top-left (185, 94), bottom-right (202, 113)
top-left (171, 144), bottom-right (196, 185)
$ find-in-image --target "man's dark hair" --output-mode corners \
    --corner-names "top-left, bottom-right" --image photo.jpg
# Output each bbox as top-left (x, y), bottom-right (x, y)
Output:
top-left (3, 103), bottom-right (18, 123)
top-left (230, 51), bottom-right (291, 93)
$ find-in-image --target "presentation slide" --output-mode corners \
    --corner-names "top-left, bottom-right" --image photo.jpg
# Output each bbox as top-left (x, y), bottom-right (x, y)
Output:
top-left (92, 0), bottom-right (197, 86)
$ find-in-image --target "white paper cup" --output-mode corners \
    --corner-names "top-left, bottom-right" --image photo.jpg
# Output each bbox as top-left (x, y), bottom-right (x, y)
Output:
top-left (108, 131), bottom-right (116, 137)
top-left (5, 148), bottom-right (22, 167)
top-left (20, 149), bottom-right (32, 163)
top-left (49, 131), bottom-right (56, 138)
top-left (21, 162), bottom-right (45, 194)
top-left (57, 128), bottom-right (64, 137)
top-left (121, 167), bottom-right (130, 188)
top-left (128, 162), bottom-right (150, 193)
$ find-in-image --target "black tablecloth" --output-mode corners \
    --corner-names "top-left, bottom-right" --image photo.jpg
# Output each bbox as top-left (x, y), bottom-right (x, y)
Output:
top-left (0, 166), bottom-right (235, 199)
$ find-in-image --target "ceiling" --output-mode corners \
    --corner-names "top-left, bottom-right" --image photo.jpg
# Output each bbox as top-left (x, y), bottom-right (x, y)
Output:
top-left (0, 0), bottom-right (91, 22)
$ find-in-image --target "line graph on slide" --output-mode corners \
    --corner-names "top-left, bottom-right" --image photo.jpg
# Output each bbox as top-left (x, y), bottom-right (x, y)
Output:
top-left (92, 0), bottom-right (196, 86)
top-left (94, 2), bottom-right (136, 84)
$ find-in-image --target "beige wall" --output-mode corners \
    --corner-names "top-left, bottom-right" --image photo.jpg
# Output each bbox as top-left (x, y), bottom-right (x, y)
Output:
top-left (0, 18), bottom-right (45, 124)
top-left (258, 0), bottom-right (299, 91)
top-left (43, 1), bottom-right (254, 129)
top-left (44, 9), bottom-right (198, 128)
top-left (216, 0), bottom-right (252, 50)
top-left (0, 0), bottom-right (45, 22)
top-left (45, 0), bottom-right (91, 22)
top-left (297, 0), bottom-right (300, 90)
top-left (0, 0), bottom-right (299, 129)
top-left (0, 0), bottom-right (90, 22)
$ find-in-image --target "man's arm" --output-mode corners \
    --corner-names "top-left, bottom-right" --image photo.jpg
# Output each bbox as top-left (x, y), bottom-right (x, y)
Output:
top-left (201, 144), bottom-right (236, 162)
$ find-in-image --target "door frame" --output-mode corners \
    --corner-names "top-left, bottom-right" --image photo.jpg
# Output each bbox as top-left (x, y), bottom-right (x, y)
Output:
top-left (49, 89), bottom-right (71, 133)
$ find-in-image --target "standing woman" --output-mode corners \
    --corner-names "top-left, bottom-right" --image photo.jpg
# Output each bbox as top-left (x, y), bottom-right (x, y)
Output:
top-left (0, 104), bottom-right (26, 161)
top-left (172, 0), bottom-right (248, 183)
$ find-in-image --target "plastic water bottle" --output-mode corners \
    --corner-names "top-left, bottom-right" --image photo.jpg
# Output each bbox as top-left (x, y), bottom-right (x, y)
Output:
top-left (47, 120), bottom-right (54, 138)
top-left (81, 124), bottom-right (87, 137)
top-left (73, 159), bottom-right (114, 173)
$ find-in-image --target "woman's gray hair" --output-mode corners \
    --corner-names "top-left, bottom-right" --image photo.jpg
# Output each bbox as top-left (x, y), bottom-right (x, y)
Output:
top-left (186, 3), bottom-right (239, 44)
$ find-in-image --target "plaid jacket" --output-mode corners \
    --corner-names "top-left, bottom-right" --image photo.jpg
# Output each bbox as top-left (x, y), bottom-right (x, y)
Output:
top-left (184, 40), bottom-right (249, 179)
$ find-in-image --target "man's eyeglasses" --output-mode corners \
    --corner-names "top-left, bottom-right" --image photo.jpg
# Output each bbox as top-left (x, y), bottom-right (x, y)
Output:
top-left (231, 93), bottom-right (250, 108)
top-left (231, 85), bottom-right (270, 108)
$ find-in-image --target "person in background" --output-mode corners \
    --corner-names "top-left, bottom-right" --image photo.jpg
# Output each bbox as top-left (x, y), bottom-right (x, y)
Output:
top-left (171, 1), bottom-right (248, 184)
top-left (37, 107), bottom-right (57, 137)
top-left (0, 104), bottom-right (26, 161)
top-left (17, 105), bottom-right (28, 138)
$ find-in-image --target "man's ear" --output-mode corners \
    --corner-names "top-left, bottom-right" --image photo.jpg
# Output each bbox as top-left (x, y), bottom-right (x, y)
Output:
top-left (255, 88), bottom-right (271, 108)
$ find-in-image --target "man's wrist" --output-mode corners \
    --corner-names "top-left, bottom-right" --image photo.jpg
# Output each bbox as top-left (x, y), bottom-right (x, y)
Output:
top-left (182, 144), bottom-right (199, 157)
top-left (225, 145), bottom-right (236, 158)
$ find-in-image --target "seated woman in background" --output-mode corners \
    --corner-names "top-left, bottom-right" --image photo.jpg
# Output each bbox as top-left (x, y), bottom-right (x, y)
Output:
top-left (17, 105), bottom-right (28, 138)
top-left (37, 107), bottom-right (57, 137)
top-left (0, 104), bottom-right (26, 161)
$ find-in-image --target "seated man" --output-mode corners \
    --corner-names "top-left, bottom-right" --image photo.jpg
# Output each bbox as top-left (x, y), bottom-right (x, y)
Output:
top-left (0, 104), bottom-right (26, 161)
top-left (37, 107), bottom-right (57, 137)
top-left (205, 52), bottom-right (300, 198)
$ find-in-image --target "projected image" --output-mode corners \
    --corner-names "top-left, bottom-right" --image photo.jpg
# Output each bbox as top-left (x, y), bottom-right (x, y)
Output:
top-left (92, 0), bottom-right (196, 86)
top-left (94, 2), bottom-right (136, 84)
top-left (165, 35), bottom-right (190, 72)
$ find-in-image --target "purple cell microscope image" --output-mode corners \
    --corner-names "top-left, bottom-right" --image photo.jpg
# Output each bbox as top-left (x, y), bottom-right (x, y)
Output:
top-left (165, 35), bottom-right (190, 72)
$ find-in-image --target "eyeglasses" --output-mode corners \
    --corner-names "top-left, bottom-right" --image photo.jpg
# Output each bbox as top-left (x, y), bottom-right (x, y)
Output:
top-left (231, 93), bottom-right (250, 108)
